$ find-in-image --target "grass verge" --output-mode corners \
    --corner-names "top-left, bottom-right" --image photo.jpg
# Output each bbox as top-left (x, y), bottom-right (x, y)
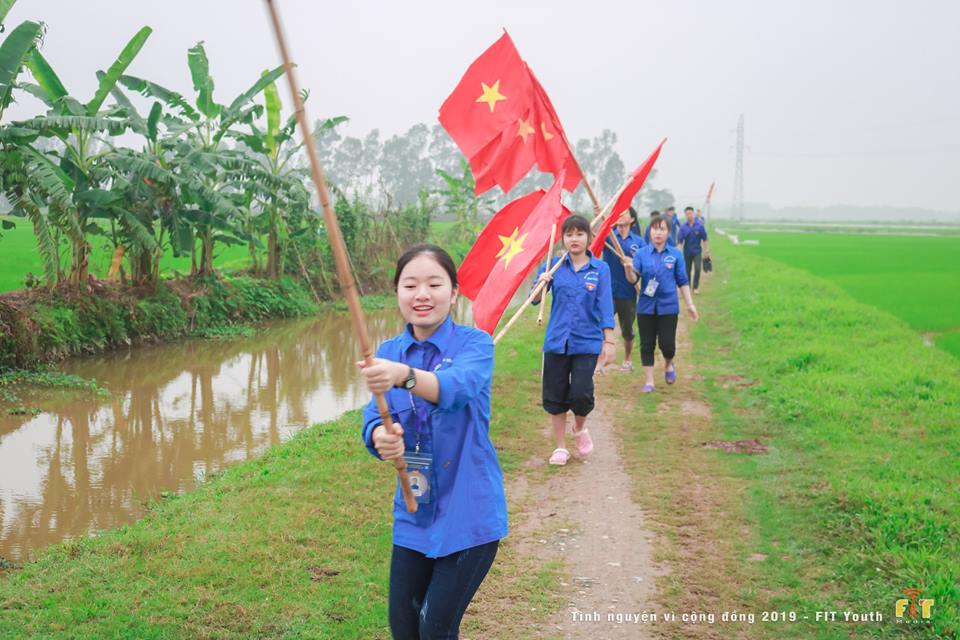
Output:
top-left (618, 237), bottom-right (958, 638)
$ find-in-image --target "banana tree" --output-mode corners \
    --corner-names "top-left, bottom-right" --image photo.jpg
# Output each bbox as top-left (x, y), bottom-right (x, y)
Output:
top-left (102, 82), bottom-right (198, 286)
top-left (226, 73), bottom-right (343, 278)
top-left (120, 42), bottom-right (284, 276)
top-left (0, 0), bottom-right (52, 277)
top-left (15, 25), bottom-right (152, 286)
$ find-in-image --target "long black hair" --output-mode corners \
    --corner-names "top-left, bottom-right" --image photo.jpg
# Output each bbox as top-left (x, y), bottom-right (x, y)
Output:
top-left (393, 244), bottom-right (458, 289)
top-left (628, 206), bottom-right (641, 235)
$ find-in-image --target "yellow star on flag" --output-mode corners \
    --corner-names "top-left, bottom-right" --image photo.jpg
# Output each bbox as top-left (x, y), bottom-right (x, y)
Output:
top-left (516, 118), bottom-right (536, 143)
top-left (495, 227), bottom-right (528, 268)
top-left (540, 122), bottom-right (555, 141)
top-left (476, 80), bottom-right (507, 112)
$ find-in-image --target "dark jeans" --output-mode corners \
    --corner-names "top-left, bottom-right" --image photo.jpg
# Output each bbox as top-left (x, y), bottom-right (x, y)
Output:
top-left (613, 297), bottom-right (637, 341)
top-left (389, 540), bottom-right (500, 640)
top-left (684, 252), bottom-right (703, 290)
top-left (637, 313), bottom-right (679, 366)
top-left (542, 352), bottom-right (600, 416)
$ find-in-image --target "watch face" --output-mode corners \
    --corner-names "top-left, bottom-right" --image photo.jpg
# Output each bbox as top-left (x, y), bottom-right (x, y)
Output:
top-left (404, 379), bottom-right (415, 390)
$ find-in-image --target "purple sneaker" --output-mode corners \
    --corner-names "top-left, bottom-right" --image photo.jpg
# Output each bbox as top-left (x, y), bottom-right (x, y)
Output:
top-left (642, 383), bottom-right (655, 393)
top-left (665, 368), bottom-right (677, 384)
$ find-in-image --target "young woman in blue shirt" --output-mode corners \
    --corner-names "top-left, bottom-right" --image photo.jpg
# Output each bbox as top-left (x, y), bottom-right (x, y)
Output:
top-left (622, 215), bottom-right (699, 392)
top-left (533, 215), bottom-right (616, 465)
top-left (602, 209), bottom-right (645, 372)
top-left (359, 244), bottom-right (507, 639)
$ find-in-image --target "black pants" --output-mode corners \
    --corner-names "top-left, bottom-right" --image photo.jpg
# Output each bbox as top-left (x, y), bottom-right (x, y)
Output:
top-left (637, 313), bottom-right (678, 366)
top-left (389, 540), bottom-right (499, 639)
top-left (542, 352), bottom-right (599, 416)
top-left (684, 252), bottom-right (703, 290)
top-left (613, 297), bottom-right (637, 341)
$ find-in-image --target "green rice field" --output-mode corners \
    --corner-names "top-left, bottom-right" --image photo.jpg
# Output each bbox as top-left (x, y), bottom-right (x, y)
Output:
top-left (726, 230), bottom-right (960, 359)
top-left (0, 215), bottom-right (252, 292)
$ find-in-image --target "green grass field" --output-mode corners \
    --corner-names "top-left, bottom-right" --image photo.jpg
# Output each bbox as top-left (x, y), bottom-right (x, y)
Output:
top-left (728, 231), bottom-right (960, 358)
top-left (616, 237), bottom-right (959, 638)
top-left (0, 215), bottom-right (252, 292)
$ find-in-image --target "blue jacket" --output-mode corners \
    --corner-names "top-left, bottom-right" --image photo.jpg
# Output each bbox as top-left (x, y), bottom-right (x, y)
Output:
top-left (601, 231), bottom-right (645, 300)
top-left (678, 220), bottom-right (708, 256)
top-left (361, 316), bottom-right (508, 558)
top-left (632, 244), bottom-right (689, 315)
top-left (534, 252), bottom-right (615, 355)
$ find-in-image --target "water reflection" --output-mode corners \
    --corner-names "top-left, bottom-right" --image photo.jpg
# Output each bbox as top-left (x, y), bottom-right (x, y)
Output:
top-left (0, 309), bottom-right (411, 562)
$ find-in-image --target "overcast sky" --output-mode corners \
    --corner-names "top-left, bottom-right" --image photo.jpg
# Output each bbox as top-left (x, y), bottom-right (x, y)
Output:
top-left (7, 0), bottom-right (960, 212)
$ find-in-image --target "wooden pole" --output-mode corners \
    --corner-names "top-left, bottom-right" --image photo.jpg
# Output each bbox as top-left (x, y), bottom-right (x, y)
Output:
top-left (264, 0), bottom-right (417, 513)
top-left (536, 223), bottom-right (557, 326)
top-left (606, 233), bottom-right (643, 295)
top-left (559, 130), bottom-right (603, 216)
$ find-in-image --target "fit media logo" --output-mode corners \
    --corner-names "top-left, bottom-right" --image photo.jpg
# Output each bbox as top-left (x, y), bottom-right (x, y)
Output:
top-left (895, 588), bottom-right (933, 623)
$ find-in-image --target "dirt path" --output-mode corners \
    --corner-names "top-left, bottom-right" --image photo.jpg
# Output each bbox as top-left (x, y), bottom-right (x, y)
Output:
top-left (505, 389), bottom-right (665, 639)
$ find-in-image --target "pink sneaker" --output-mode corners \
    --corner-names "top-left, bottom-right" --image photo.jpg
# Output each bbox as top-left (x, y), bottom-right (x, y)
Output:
top-left (572, 428), bottom-right (594, 457)
top-left (549, 448), bottom-right (570, 465)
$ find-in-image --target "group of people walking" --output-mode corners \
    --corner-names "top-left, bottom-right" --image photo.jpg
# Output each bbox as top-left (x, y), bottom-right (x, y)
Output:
top-left (356, 205), bottom-right (710, 638)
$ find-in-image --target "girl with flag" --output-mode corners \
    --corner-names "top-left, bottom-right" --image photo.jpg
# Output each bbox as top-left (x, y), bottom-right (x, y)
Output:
top-left (602, 208), bottom-right (645, 372)
top-left (622, 214), bottom-right (699, 392)
top-left (533, 215), bottom-right (616, 465)
top-left (359, 244), bottom-right (507, 639)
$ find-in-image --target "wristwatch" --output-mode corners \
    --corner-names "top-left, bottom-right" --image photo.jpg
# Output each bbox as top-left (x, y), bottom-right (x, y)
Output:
top-left (401, 365), bottom-right (417, 390)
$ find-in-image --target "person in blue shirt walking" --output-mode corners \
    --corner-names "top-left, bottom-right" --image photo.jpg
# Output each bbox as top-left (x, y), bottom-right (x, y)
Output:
top-left (359, 243), bottom-right (507, 639)
top-left (602, 208), bottom-right (645, 372)
top-left (533, 215), bottom-right (616, 466)
top-left (622, 214), bottom-right (700, 393)
top-left (677, 206), bottom-right (711, 293)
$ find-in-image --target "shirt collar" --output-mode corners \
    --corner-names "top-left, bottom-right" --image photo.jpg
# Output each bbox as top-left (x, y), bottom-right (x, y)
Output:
top-left (400, 314), bottom-right (455, 354)
top-left (563, 250), bottom-right (599, 270)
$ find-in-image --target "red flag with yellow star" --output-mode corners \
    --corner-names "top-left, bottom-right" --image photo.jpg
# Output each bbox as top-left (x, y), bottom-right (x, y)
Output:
top-left (528, 66), bottom-right (582, 192)
top-left (439, 32), bottom-right (582, 195)
top-left (439, 33), bottom-right (534, 160)
top-left (463, 174), bottom-right (570, 334)
top-left (588, 139), bottom-right (667, 257)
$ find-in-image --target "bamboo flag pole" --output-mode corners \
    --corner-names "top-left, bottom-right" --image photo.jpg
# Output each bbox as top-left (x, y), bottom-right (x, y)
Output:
top-left (536, 223), bottom-right (557, 326)
top-left (558, 130), bottom-right (603, 216)
top-left (264, 0), bottom-right (417, 513)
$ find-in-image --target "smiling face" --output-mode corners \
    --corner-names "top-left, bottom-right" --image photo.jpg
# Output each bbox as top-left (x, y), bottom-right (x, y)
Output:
top-left (396, 254), bottom-right (457, 339)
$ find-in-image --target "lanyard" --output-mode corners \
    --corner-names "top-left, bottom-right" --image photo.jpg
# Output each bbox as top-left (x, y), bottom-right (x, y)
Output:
top-left (408, 391), bottom-right (423, 454)
top-left (406, 343), bottom-right (443, 454)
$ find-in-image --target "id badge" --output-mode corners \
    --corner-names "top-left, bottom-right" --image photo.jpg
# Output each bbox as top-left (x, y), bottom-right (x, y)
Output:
top-left (403, 451), bottom-right (434, 505)
top-left (643, 278), bottom-right (659, 297)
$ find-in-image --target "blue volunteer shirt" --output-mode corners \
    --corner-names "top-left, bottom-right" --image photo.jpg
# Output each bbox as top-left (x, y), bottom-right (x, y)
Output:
top-left (361, 315), bottom-right (508, 558)
top-left (678, 220), bottom-right (709, 256)
top-left (632, 243), bottom-right (689, 315)
top-left (533, 252), bottom-right (615, 355)
top-left (602, 231), bottom-right (645, 301)
top-left (644, 222), bottom-right (678, 247)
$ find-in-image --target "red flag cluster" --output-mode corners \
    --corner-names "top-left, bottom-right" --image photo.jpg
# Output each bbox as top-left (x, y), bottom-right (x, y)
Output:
top-left (439, 33), bottom-right (581, 196)
top-left (441, 32), bottom-right (665, 335)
